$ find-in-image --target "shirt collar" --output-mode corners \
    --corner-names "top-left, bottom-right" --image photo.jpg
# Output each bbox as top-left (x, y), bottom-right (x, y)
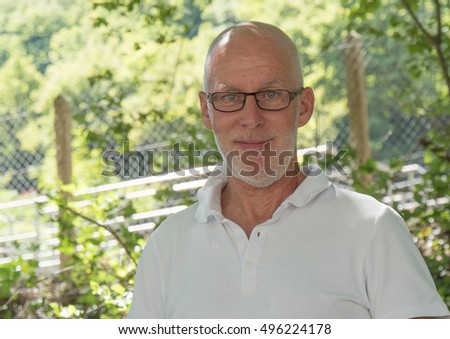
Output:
top-left (195, 165), bottom-right (227, 222)
top-left (194, 165), bottom-right (331, 223)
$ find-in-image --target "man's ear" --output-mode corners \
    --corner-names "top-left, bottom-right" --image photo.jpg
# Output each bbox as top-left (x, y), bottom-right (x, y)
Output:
top-left (297, 87), bottom-right (315, 128)
top-left (199, 91), bottom-right (213, 130)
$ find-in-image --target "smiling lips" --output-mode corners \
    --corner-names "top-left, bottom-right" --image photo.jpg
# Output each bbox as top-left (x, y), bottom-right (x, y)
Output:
top-left (234, 139), bottom-right (273, 151)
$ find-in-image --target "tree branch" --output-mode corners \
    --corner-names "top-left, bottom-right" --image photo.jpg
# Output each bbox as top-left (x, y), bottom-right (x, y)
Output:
top-left (434, 0), bottom-right (442, 43)
top-left (60, 204), bottom-right (137, 267)
top-left (434, 42), bottom-right (450, 94)
top-left (432, 0), bottom-right (450, 93)
top-left (400, 0), bottom-right (450, 94)
top-left (400, 0), bottom-right (435, 43)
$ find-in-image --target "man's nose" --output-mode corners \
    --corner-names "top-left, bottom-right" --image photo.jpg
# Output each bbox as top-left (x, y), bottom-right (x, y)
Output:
top-left (239, 94), bottom-right (264, 129)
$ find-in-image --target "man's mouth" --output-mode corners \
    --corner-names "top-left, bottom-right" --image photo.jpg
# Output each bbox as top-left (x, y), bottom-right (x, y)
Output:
top-left (234, 139), bottom-right (273, 151)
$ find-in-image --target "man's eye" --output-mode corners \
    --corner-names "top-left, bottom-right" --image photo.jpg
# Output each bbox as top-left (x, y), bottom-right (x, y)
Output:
top-left (220, 93), bottom-right (238, 101)
top-left (265, 91), bottom-right (280, 99)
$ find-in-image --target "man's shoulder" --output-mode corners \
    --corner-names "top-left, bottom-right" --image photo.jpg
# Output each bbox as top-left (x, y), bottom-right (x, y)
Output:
top-left (167, 202), bottom-right (199, 220)
top-left (309, 182), bottom-right (410, 242)
top-left (328, 182), bottom-right (385, 208)
top-left (322, 182), bottom-right (398, 223)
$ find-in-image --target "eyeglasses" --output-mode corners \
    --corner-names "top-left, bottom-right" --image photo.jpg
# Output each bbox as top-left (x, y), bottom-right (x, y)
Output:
top-left (206, 88), bottom-right (303, 112)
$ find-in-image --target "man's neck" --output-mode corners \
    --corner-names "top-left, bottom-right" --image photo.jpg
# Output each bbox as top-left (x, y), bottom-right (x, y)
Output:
top-left (220, 167), bottom-right (306, 238)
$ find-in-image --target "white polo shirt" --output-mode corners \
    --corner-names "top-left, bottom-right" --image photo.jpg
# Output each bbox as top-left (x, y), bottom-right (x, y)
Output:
top-left (128, 169), bottom-right (449, 318)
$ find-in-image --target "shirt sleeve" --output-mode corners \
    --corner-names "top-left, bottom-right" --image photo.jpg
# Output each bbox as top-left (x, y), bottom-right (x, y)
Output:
top-left (127, 238), bottom-right (165, 319)
top-left (364, 206), bottom-right (450, 318)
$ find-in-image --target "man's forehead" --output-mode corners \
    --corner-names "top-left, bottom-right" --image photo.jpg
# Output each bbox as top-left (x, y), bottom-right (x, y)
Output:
top-left (210, 25), bottom-right (298, 68)
top-left (203, 22), bottom-right (303, 91)
top-left (215, 79), bottom-right (287, 91)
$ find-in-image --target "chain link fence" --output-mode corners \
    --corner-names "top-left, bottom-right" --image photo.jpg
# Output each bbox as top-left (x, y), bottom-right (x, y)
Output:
top-left (0, 113), bottom-right (44, 194)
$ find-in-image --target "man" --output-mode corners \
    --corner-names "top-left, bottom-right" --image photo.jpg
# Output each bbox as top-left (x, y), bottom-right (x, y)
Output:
top-left (128, 22), bottom-right (449, 318)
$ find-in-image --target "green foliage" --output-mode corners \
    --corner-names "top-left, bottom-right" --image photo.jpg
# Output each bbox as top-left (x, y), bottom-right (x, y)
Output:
top-left (403, 131), bottom-right (450, 305)
top-left (92, 0), bottom-right (208, 42)
top-left (0, 185), bottom-right (144, 318)
top-left (0, 257), bottom-right (39, 318)
top-left (53, 188), bottom-right (142, 318)
top-left (0, 0), bottom-right (84, 74)
top-left (341, 0), bottom-right (449, 97)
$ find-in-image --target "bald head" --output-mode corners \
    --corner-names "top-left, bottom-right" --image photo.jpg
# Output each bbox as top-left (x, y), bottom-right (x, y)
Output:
top-left (203, 21), bottom-right (303, 91)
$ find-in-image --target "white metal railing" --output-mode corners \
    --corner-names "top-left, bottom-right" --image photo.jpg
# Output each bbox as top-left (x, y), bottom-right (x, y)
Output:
top-left (0, 165), bottom-right (217, 268)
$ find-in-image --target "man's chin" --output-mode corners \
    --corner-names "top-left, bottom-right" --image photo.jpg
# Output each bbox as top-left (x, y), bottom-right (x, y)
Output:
top-left (231, 169), bottom-right (285, 188)
top-left (238, 176), bottom-right (281, 188)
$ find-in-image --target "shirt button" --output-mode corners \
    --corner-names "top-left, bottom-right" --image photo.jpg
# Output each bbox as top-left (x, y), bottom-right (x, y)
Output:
top-left (244, 261), bottom-right (253, 269)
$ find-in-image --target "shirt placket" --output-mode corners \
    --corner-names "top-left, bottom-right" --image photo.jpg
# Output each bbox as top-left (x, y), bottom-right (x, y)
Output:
top-left (240, 228), bottom-right (267, 291)
top-left (219, 212), bottom-right (275, 292)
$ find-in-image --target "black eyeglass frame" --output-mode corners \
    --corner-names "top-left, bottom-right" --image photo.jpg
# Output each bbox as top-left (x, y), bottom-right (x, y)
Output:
top-left (206, 88), bottom-right (304, 112)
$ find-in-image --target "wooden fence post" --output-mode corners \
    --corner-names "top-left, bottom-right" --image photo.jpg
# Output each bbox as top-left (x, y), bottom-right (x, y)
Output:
top-left (344, 31), bottom-right (372, 186)
top-left (54, 95), bottom-right (72, 185)
top-left (54, 95), bottom-right (73, 267)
